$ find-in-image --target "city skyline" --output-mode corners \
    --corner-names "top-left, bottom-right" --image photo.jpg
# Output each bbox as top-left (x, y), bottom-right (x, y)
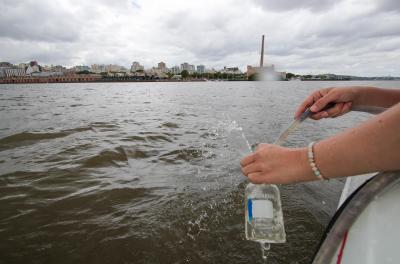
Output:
top-left (0, 60), bottom-right (241, 74)
top-left (1, 0), bottom-right (400, 76)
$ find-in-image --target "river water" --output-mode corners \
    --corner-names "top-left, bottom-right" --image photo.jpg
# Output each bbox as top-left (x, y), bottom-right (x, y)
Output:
top-left (0, 81), bottom-right (398, 264)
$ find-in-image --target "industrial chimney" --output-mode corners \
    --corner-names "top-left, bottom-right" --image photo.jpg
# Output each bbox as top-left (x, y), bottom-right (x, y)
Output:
top-left (260, 35), bottom-right (265, 68)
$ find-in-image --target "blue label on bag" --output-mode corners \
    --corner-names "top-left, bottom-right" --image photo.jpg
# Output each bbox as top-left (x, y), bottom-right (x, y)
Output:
top-left (248, 198), bottom-right (253, 223)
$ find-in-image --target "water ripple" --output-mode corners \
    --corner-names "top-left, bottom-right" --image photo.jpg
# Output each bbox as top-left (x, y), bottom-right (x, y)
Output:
top-left (0, 127), bottom-right (93, 151)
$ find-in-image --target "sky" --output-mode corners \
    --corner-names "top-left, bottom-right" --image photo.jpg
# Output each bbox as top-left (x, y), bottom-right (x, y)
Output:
top-left (1, 0), bottom-right (400, 76)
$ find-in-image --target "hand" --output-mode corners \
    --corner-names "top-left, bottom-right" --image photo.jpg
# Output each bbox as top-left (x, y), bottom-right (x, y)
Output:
top-left (240, 144), bottom-right (315, 184)
top-left (295, 87), bottom-right (360, 120)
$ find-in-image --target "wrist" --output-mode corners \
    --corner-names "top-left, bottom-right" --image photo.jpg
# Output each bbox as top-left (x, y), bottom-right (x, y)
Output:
top-left (350, 86), bottom-right (363, 106)
top-left (353, 86), bottom-right (377, 106)
top-left (292, 147), bottom-right (318, 183)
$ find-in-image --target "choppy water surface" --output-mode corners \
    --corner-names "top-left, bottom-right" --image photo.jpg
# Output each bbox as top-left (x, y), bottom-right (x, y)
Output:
top-left (1, 81), bottom-right (398, 264)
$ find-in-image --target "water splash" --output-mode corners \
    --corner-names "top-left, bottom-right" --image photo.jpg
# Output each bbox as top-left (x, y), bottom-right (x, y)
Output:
top-left (223, 114), bottom-right (252, 156)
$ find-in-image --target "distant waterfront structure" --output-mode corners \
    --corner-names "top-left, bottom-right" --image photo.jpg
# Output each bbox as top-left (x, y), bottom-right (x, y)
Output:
top-left (74, 65), bottom-right (90, 72)
top-left (26, 61), bottom-right (40, 75)
top-left (171, 74), bottom-right (182, 80)
top-left (260, 34), bottom-right (265, 67)
top-left (222, 66), bottom-right (242, 74)
top-left (3, 68), bottom-right (25, 77)
top-left (189, 65), bottom-right (195, 74)
top-left (0, 62), bottom-right (13, 77)
top-left (106, 64), bottom-right (127, 73)
top-left (171, 65), bottom-right (181, 75)
top-left (0, 62), bottom-right (12, 68)
top-left (197, 65), bottom-right (205, 74)
top-left (90, 64), bottom-right (127, 73)
top-left (181, 62), bottom-right (195, 74)
top-left (247, 35), bottom-right (286, 80)
top-left (18, 63), bottom-right (29, 70)
top-left (130, 61), bottom-right (144, 72)
top-left (157, 61), bottom-right (166, 71)
top-left (181, 62), bottom-right (190, 72)
top-left (91, 64), bottom-right (105, 73)
top-left (50, 65), bottom-right (67, 72)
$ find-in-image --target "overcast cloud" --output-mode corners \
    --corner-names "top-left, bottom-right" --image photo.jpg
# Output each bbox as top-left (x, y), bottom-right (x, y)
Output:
top-left (0, 0), bottom-right (399, 76)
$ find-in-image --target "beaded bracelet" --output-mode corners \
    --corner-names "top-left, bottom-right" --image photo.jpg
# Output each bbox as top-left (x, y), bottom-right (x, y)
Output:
top-left (308, 142), bottom-right (326, 180)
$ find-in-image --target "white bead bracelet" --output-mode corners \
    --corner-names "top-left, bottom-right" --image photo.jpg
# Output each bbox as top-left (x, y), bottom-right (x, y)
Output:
top-left (308, 142), bottom-right (326, 180)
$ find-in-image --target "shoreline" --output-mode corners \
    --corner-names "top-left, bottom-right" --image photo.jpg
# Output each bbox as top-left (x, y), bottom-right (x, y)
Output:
top-left (1, 76), bottom-right (398, 85)
top-left (0, 74), bottom-right (251, 84)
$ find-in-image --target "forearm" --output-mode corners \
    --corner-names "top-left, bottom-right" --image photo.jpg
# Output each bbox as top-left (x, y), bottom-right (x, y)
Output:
top-left (354, 87), bottom-right (400, 108)
top-left (315, 102), bottom-right (400, 179)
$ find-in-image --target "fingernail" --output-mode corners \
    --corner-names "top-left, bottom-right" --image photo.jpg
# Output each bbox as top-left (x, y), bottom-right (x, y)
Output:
top-left (310, 105), bottom-right (317, 112)
top-left (322, 112), bottom-right (329, 118)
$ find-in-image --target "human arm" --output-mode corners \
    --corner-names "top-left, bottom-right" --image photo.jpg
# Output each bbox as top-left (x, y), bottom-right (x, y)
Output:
top-left (294, 86), bottom-right (400, 120)
top-left (241, 102), bottom-right (400, 184)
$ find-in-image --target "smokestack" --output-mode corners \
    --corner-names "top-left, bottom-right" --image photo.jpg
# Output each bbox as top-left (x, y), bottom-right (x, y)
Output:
top-left (260, 35), bottom-right (265, 68)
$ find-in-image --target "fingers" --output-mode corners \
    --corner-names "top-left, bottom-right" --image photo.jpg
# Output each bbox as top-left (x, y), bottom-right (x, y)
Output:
top-left (294, 94), bottom-right (316, 119)
top-left (341, 102), bottom-right (352, 115)
top-left (310, 101), bottom-right (353, 119)
top-left (241, 162), bottom-right (262, 176)
top-left (294, 88), bottom-right (333, 119)
top-left (310, 111), bottom-right (329, 120)
top-left (248, 173), bottom-right (264, 184)
top-left (240, 153), bottom-right (256, 167)
top-left (310, 90), bottom-right (338, 113)
top-left (330, 103), bottom-right (345, 117)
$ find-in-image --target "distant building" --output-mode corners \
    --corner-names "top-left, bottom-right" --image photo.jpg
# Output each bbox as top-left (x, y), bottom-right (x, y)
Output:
top-left (197, 65), bottom-right (205, 74)
top-left (28, 64), bottom-right (67, 76)
top-left (51, 65), bottom-right (67, 72)
top-left (130, 61), bottom-right (144, 72)
top-left (92, 64), bottom-right (105, 73)
top-left (181, 62), bottom-right (190, 72)
top-left (18, 63), bottom-right (29, 70)
top-left (90, 64), bottom-right (126, 73)
top-left (105, 64), bottom-right (126, 72)
top-left (171, 74), bottom-right (182, 80)
top-left (181, 62), bottom-right (195, 74)
top-left (171, 65), bottom-right (180, 75)
top-left (146, 67), bottom-right (167, 79)
top-left (74, 65), bottom-right (90, 72)
top-left (206, 68), bottom-right (217, 74)
top-left (157, 61), bottom-right (167, 73)
top-left (31, 71), bottom-right (63, 77)
top-left (26, 61), bottom-right (40, 75)
top-left (0, 62), bottom-right (13, 68)
top-left (132, 71), bottom-right (146, 79)
top-left (41, 65), bottom-right (51, 72)
top-left (4, 68), bottom-right (25, 77)
top-left (91, 64), bottom-right (106, 73)
top-left (0, 62), bottom-right (13, 78)
top-left (222, 66), bottom-right (241, 74)
top-left (247, 35), bottom-right (285, 80)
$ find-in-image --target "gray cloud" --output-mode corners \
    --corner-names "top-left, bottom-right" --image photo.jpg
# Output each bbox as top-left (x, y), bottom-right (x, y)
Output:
top-left (251, 0), bottom-right (341, 12)
top-left (0, 0), bottom-right (81, 42)
top-left (0, 0), bottom-right (399, 76)
top-left (375, 0), bottom-right (400, 13)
